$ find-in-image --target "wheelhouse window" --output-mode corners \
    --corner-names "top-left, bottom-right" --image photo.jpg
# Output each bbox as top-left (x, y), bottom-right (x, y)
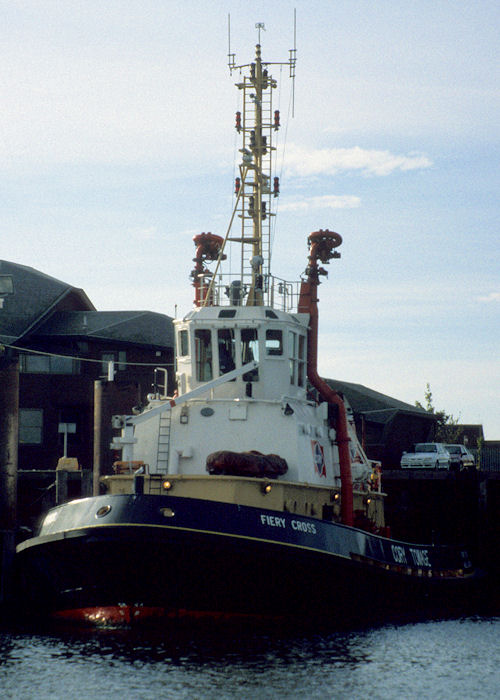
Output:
top-left (241, 328), bottom-right (259, 381)
top-left (288, 331), bottom-right (306, 386)
top-left (265, 329), bottom-right (283, 356)
top-left (19, 409), bottom-right (43, 444)
top-left (195, 329), bottom-right (212, 381)
top-left (218, 329), bottom-right (235, 375)
top-left (178, 329), bottom-right (189, 357)
top-left (288, 331), bottom-right (296, 385)
top-left (298, 334), bottom-right (305, 387)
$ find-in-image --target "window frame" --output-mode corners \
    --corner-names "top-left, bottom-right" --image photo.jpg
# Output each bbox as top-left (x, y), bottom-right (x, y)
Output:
top-left (194, 328), bottom-right (213, 382)
top-left (101, 350), bottom-right (127, 374)
top-left (217, 328), bottom-right (236, 377)
top-left (288, 330), bottom-right (306, 386)
top-left (240, 327), bottom-right (259, 382)
top-left (20, 353), bottom-right (79, 375)
top-left (178, 329), bottom-right (189, 357)
top-left (19, 408), bottom-right (43, 445)
top-left (265, 329), bottom-right (283, 357)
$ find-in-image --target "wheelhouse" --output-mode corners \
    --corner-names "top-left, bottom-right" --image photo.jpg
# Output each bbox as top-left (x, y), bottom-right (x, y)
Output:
top-left (174, 306), bottom-right (309, 401)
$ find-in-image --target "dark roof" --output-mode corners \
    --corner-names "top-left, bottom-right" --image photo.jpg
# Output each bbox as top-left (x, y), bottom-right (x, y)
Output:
top-left (455, 424), bottom-right (485, 441)
top-left (37, 310), bottom-right (174, 348)
top-left (325, 378), bottom-right (434, 420)
top-left (0, 260), bottom-right (94, 344)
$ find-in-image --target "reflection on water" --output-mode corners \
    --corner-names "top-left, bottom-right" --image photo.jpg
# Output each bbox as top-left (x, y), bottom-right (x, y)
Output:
top-left (0, 616), bottom-right (499, 699)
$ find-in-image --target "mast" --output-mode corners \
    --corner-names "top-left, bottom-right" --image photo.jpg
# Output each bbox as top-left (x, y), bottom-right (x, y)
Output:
top-left (194, 24), bottom-right (297, 310)
top-left (228, 36), bottom-right (296, 306)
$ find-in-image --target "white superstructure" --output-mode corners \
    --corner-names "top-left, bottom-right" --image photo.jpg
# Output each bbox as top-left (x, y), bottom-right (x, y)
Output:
top-left (108, 38), bottom-right (379, 525)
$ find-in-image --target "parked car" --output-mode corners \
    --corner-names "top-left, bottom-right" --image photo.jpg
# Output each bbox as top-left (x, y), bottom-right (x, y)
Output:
top-left (444, 444), bottom-right (476, 472)
top-left (400, 443), bottom-right (452, 470)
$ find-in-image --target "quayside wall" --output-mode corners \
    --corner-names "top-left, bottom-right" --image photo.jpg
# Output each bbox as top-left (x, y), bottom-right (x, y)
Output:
top-left (383, 469), bottom-right (500, 606)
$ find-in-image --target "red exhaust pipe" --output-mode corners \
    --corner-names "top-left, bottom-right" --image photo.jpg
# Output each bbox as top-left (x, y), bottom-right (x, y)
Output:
top-left (191, 232), bottom-right (226, 306)
top-left (298, 230), bottom-right (353, 527)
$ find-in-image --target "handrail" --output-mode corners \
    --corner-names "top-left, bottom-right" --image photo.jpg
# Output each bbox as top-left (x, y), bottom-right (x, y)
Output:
top-left (110, 360), bottom-right (259, 462)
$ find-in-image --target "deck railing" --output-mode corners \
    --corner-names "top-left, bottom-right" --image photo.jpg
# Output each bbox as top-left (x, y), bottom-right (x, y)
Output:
top-left (198, 274), bottom-right (302, 313)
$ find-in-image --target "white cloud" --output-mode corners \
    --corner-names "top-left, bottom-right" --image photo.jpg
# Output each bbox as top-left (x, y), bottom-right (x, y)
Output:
top-left (284, 145), bottom-right (432, 178)
top-left (279, 194), bottom-right (361, 212)
top-left (477, 292), bottom-right (500, 303)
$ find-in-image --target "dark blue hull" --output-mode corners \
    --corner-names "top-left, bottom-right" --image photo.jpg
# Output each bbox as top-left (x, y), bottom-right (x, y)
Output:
top-left (15, 494), bottom-right (478, 624)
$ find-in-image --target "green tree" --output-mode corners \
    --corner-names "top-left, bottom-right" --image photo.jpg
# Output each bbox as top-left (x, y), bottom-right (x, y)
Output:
top-left (415, 383), bottom-right (462, 442)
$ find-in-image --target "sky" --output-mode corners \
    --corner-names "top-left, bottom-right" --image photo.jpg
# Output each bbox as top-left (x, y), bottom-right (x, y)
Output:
top-left (1, 1), bottom-right (499, 438)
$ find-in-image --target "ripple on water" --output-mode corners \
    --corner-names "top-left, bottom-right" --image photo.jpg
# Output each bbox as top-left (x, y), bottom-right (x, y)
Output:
top-left (0, 616), bottom-right (499, 700)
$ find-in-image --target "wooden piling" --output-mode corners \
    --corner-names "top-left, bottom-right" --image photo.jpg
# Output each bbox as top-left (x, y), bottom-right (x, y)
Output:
top-left (0, 357), bottom-right (19, 608)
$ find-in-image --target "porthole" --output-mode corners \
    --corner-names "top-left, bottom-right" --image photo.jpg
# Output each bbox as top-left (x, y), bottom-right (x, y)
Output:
top-left (160, 507), bottom-right (175, 518)
top-left (96, 504), bottom-right (112, 518)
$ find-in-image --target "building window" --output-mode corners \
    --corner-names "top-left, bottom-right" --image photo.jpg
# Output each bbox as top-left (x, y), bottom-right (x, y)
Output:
top-left (101, 352), bottom-right (115, 374)
top-left (20, 353), bottom-right (78, 374)
top-left (50, 355), bottom-right (76, 374)
top-left (21, 354), bottom-right (49, 373)
top-left (19, 409), bottom-right (43, 444)
top-left (101, 351), bottom-right (127, 374)
top-left (118, 351), bottom-right (127, 371)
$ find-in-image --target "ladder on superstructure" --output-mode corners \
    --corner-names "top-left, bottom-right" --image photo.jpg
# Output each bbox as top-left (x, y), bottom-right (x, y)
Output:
top-left (156, 410), bottom-right (171, 473)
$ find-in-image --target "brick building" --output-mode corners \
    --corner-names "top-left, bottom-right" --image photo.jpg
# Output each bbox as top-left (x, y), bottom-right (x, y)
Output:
top-left (0, 260), bottom-right (174, 473)
top-left (326, 379), bottom-right (438, 469)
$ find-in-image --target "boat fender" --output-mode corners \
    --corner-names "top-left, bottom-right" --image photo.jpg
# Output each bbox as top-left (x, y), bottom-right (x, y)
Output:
top-left (206, 450), bottom-right (288, 477)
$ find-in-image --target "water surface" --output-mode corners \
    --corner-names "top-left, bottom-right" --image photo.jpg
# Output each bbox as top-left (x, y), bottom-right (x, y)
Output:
top-left (0, 616), bottom-right (498, 699)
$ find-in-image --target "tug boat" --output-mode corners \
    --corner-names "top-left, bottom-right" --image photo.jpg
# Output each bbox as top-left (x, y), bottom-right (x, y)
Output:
top-left (15, 39), bottom-right (477, 626)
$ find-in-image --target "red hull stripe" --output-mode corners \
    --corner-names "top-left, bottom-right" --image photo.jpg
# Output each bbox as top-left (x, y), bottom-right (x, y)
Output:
top-left (52, 606), bottom-right (167, 625)
top-left (52, 606), bottom-right (285, 625)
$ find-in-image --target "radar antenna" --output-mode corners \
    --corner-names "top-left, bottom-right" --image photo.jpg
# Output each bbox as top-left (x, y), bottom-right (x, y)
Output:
top-left (255, 22), bottom-right (265, 44)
